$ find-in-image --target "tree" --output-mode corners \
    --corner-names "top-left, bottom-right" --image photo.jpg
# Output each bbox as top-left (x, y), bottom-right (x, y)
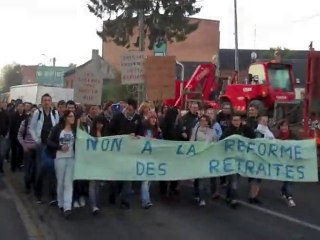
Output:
top-left (68, 63), bottom-right (77, 68)
top-left (88, 0), bottom-right (201, 50)
top-left (0, 64), bottom-right (23, 92)
top-left (101, 71), bottom-right (134, 102)
top-left (263, 47), bottom-right (293, 60)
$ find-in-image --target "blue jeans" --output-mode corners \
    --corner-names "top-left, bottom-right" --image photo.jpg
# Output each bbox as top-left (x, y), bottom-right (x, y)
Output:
top-left (89, 181), bottom-right (100, 208)
top-left (226, 175), bottom-right (239, 200)
top-left (24, 149), bottom-right (37, 191)
top-left (194, 179), bottom-right (209, 200)
top-left (120, 181), bottom-right (132, 204)
top-left (141, 181), bottom-right (151, 206)
top-left (34, 145), bottom-right (56, 201)
top-left (281, 181), bottom-right (293, 198)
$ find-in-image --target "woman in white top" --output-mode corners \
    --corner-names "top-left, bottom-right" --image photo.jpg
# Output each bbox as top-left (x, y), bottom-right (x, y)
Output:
top-left (47, 110), bottom-right (76, 219)
top-left (190, 115), bottom-right (214, 207)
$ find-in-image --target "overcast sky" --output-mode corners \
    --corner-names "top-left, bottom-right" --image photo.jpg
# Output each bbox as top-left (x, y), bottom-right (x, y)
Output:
top-left (0, 0), bottom-right (319, 68)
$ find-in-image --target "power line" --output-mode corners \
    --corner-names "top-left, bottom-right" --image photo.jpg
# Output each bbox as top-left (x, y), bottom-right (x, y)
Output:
top-left (292, 13), bottom-right (320, 23)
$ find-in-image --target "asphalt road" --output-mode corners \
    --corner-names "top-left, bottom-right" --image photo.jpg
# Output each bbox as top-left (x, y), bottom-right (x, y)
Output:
top-left (6, 170), bottom-right (320, 240)
top-left (0, 177), bottom-right (28, 240)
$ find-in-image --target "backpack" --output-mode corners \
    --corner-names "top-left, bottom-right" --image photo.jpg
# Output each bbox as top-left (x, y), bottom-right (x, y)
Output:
top-left (22, 117), bottom-right (30, 140)
top-left (37, 109), bottom-right (57, 121)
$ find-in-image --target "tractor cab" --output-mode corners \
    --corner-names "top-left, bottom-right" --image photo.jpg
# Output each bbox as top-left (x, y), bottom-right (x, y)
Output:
top-left (248, 62), bottom-right (295, 97)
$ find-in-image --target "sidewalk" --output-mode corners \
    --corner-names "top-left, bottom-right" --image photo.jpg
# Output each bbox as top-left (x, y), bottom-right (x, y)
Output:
top-left (3, 165), bottom-right (53, 240)
top-left (0, 176), bottom-right (28, 240)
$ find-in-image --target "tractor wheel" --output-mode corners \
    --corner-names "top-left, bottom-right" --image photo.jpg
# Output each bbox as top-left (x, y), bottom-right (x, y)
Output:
top-left (249, 100), bottom-right (266, 116)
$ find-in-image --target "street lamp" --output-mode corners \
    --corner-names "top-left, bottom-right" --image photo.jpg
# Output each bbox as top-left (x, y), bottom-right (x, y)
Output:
top-left (234, 0), bottom-right (240, 80)
top-left (41, 53), bottom-right (56, 86)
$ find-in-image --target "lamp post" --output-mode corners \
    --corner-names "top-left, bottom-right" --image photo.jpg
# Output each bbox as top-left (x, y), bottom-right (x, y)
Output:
top-left (234, 0), bottom-right (240, 81)
top-left (41, 54), bottom-right (56, 86)
top-left (138, 9), bottom-right (146, 103)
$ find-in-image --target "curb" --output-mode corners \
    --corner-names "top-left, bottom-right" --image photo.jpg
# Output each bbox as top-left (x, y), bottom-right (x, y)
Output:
top-left (3, 176), bottom-right (45, 240)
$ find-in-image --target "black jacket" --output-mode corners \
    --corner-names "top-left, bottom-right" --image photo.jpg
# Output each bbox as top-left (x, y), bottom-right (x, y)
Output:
top-left (0, 108), bottom-right (9, 137)
top-left (176, 112), bottom-right (198, 141)
top-left (108, 112), bottom-right (143, 136)
top-left (246, 116), bottom-right (259, 130)
top-left (217, 112), bottom-right (232, 131)
top-left (221, 124), bottom-right (256, 140)
top-left (9, 112), bottom-right (26, 138)
top-left (160, 108), bottom-right (179, 140)
top-left (46, 124), bottom-right (76, 159)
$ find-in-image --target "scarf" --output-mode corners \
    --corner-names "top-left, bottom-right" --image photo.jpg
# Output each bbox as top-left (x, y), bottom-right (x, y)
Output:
top-left (278, 131), bottom-right (290, 140)
top-left (256, 124), bottom-right (275, 139)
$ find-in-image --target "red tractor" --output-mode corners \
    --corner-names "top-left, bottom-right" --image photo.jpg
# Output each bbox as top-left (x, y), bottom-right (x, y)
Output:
top-left (220, 61), bottom-right (298, 116)
top-left (164, 59), bottom-right (298, 117)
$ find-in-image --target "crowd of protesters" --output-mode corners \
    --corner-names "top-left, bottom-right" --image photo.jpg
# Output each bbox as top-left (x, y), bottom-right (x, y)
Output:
top-left (0, 93), bottom-right (297, 220)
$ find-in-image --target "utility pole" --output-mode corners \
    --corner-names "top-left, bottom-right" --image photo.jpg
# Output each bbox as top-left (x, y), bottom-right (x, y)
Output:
top-left (234, 0), bottom-right (240, 81)
top-left (138, 9), bottom-right (146, 103)
top-left (52, 57), bottom-right (56, 85)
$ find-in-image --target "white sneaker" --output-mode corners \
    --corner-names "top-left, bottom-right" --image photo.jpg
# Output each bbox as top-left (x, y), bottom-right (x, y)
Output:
top-left (73, 201), bottom-right (80, 208)
top-left (79, 197), bottom-right (86, 207)
top-left (199, 200), bottom-right (206, 207)
top-left (288, 197), bottom-right (296, 207)
top-left (194, 197), bottom-right (200, 202)
top-left (92, 207), bottom-right (100, 215)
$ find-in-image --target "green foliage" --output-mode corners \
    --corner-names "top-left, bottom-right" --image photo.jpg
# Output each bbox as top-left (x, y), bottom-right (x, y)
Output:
top-left (88, 0), bottom-right (201, 50)
top-left (0, 64), bottom-right (23, 92)
top-left (101, 72), bottom-right (134, 102)
top-left (263, 47), bottom-right (293, 60)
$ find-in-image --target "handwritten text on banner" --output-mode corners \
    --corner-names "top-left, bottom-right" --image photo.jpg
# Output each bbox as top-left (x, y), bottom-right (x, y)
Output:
top-left (74, 130), bottom-right (318, 182)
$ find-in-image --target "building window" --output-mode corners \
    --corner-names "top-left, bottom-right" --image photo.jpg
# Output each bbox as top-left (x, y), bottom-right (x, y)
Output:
top-left (56, 72), bottom-right (63, 78)
top-left (37, 71), bottom-right (42, 77)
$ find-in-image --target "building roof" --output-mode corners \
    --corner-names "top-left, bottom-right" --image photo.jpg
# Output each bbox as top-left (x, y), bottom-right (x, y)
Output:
top-left (219, 49), bottom-right (315, 87)
top-left (63, 60), bottom-right (92, 77)
top-left (219, 49), bottom-right (311, 71)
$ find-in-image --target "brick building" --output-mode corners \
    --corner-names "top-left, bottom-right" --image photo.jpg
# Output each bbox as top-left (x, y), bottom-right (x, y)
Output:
top-left (21, 65), bottom-right (37, 84)
top-left (64, 49), bottom-right (115, 89)
top-left (102, 18), bottom-right (220, 71)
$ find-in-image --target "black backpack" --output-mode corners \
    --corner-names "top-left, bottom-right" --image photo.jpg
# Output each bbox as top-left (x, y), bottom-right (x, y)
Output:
top-left (22, 115), bottom-right (31, 140)
top-left (37, 109), bottom-right (57, 121)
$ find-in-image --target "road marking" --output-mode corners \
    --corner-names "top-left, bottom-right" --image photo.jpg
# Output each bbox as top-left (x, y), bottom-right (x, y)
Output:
top-left (183, 181), bottom-right (320, 232)
top-left (239, 200), bottom-right (320, 232)
top-left (2, 177), bottom-right (45, 240)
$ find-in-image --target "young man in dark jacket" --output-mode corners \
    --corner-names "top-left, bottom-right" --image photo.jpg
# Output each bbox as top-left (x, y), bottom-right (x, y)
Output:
top-left (108, 98), bottom-right (143, 209)
top-left (9, 102), bottom-right (26, 172)
top-left (176, 102), bottom-right (199, 141)
top-left (246, 105), bottom-right (259, 130)
top-left (0, 102), bottom-right (9, 173)
top-left (30, 93), bottom-right (59, 204)
top-left (217, 102), bottom-right (233, 131)
top-left (221, 114), bottom-right (255, 209)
